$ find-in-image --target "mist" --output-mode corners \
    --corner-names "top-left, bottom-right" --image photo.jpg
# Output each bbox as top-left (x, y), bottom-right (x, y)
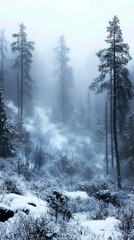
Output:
top-left (1, 0), bottom-right (134, 105)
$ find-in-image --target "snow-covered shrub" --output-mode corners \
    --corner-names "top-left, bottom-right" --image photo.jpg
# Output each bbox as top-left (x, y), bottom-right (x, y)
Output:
top-left (69, 196), bottom-right (97, 214)
top-left (47, 191), bottom-right (72, 222)
top-left (85, 178), bottom-right (120, 206)
top-left (55, 221), bottom-right (81, 240)
top-left (0, 214), bottom-right (53, 240)
top-left (92, 200), bottom-right (108, 220)
top-left (116, 206), bottom-right (134, 240)
top-left (0, 214), bottom-right (81, 240)
top-left (4, 178), bottom-right (22, 195)
top-left (94, 190), bottom-right (120, 207)
top-left (87, 178), bottom-right (115, 194)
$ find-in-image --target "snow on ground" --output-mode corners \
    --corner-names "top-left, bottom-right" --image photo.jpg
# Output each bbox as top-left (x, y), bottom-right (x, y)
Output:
top-left (64, 191), bottom-right (89, 199)
top-left (71, 213), bottom-right (120, 240)
top-left (0, 203), bottom-right (12, 211)
top-left (1, 193), bottom-right (48, 218)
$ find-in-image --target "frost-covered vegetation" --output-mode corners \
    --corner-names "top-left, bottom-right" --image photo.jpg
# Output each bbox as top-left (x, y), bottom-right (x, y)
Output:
top-left (0, 156), bottom-right (134, 239)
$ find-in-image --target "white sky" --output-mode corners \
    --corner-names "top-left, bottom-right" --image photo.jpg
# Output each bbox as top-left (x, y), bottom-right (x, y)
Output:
top-left (0, 0), bottom-right (134, 97)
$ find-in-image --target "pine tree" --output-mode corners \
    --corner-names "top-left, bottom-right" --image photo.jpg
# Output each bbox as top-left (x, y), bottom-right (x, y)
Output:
top-left (0, 88), bottom-right (14, 158)
top-left (11, 23), bottom-right (35, 118)
top-left (0, 29), bottom-right (8, 89)
top-left (54, 35), bottom-right (73, 124)
top-left (90, 16), bottom-right (133, 188)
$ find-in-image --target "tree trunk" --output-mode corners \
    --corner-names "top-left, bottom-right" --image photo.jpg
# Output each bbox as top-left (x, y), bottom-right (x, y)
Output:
top-left (20, 32), bottom-right (23, 119)
top-left (61, 48), bottom-right (65, 124)
top-left (113, 38), bottom-right (121, 188)
top-left (17, 72), bottom-right (20, 118)
top-left (110, 68), bottom-right (114, 167)
top-left (1, 41), bottom-right (4, 89)
top-left (105, 100), bottom-right (108, 174)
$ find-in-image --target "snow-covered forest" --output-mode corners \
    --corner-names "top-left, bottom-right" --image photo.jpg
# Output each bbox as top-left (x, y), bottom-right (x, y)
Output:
top-left (0, 0), bottom-right (134, 239)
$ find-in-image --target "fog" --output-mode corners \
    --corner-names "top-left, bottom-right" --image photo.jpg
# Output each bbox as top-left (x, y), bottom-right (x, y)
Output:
top-left (0, 0), bottom-right (134, 103)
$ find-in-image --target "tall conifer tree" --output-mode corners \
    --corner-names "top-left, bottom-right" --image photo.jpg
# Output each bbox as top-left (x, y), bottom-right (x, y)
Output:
top-left (11, 23), bottom-right (35, 118)
top-left (90, 16), bottom-right (133, 188)
top-left (54, 35), bottom-right (73, 124)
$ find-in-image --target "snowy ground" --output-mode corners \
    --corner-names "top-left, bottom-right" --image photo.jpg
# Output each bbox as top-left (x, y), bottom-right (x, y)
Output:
top-left (64, 191), bottom-right (89, 199)
top-left (64, 191), bottom-right (120, 239)
top-left (71, 214), bottom-right (120, 239)
top-left (0, 193), bottom-right (48, 217)
top-left (0, 190), bottom-right (121, 239)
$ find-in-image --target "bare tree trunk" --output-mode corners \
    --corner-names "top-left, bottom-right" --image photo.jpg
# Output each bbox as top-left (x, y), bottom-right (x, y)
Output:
top-left (105, 100), bottom-right (108, 174)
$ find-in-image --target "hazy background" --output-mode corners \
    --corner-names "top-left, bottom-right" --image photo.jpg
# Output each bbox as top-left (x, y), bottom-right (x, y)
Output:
top-left (0, 0), bottom-right (133, 102)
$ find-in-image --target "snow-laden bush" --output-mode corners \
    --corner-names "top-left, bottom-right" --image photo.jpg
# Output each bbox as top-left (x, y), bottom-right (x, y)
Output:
top-left (94, 190), bottom-right (120, 207)
top-left (87, 178), bottom-right (116, 194)
top-left (82, 178), bottom-right (121, 207)
top-left (0, 175), bottom-right (24, 196)
top-left (0, 214), bottom-right (80, 240)
top-left (69, 195), bottom-right (97, 214)
top-left (116, 206), bottom-right (134, 240)
top-left (92, 200), bottom-right (108, 220)
top-left (4, 178), bottom-right (22, 195)
top-left (47, 191), bottom-right (72, 222)
top-left (0, 214), bottom-right (52, 240)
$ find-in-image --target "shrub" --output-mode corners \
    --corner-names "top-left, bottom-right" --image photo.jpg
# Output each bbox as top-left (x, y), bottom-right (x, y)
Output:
top-left (5, 178), bottom-right (22, 195)
top-left (0, 214), bottom-right (80, 240)
top-left (116, 206), bottom-right (134, 240)
top-left (0, 214), bottom-right (53, 240)
top-left (47, 191), bottom-right (72, 222)
top-left (94, 190), bottom-right (120, 207)
top-left (92, 200), bottom-right (108, 220)
top-left (85, 178), bottom-right (120, 207)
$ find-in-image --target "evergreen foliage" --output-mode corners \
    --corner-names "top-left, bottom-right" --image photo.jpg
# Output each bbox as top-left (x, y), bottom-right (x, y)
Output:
top-left (11, 23), bottom-right (35, 117)
top-left (0, 88), bottom-right (14, 158)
